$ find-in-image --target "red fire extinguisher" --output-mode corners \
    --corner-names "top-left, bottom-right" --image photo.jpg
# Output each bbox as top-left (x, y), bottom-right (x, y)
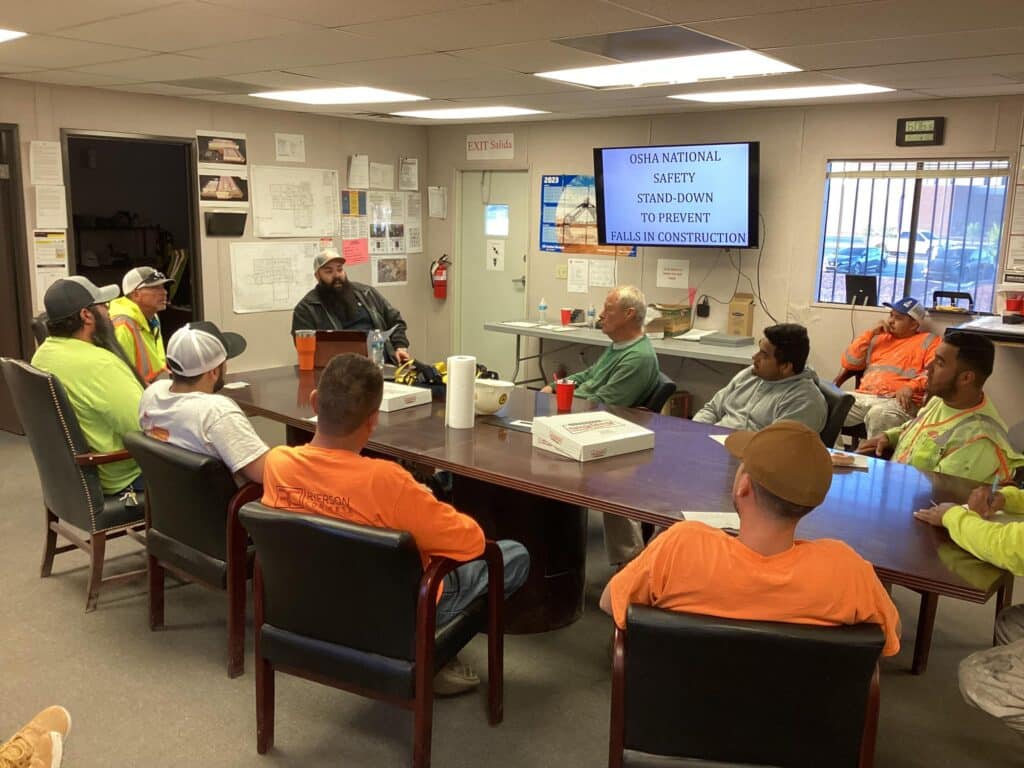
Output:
top-left (429, 254), bottom-right (450, 299)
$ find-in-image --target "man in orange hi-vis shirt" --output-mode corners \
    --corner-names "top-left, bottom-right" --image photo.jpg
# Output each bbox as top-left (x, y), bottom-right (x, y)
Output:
top-left (835, 296), bottom-right (940, 438)
top-left (262, 353), bottom-right (530, 696)
top-left (600, 421), bottom-right (900, 657)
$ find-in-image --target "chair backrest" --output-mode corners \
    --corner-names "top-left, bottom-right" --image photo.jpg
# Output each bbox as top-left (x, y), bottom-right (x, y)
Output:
top-left (817, 378), bottom-right (855, 447)
top-left (642, 371), bottom-right (676, 412)
top-left (240, 502), bottom-right (426, 660)
top-left (123, 432), bottom-right (239, 561)
top-left (30, 314), bottom-right (49, 347)
top-left (622, 605), bottom-right (883, 768)
top-left (0, 357), bottom-right (105, 530)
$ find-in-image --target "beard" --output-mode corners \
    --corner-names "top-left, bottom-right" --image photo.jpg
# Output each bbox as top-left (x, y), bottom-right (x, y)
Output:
top-left (89, 306), bottom-right (117, 350)
top-left (316, 275), bottom-right (360, 323)
top-left (213, 366), bottom-right (226, 393)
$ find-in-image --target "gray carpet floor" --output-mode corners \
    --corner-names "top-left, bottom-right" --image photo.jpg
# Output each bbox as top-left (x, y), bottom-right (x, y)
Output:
top-left (0, 426), bottom-right (1021, 767)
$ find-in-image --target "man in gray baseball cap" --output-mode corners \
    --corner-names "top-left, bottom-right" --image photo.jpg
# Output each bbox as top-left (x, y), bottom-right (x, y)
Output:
top-left (32, 276), bottom-right (145, 496)
top-left (291, 248), bottom-right (412, 364)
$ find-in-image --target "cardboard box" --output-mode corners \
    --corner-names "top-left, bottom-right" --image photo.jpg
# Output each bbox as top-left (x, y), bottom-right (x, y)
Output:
top-left (532, 411), bottom-right (655, 462)
top-left (379, 381), bottom-right (433, 412)
top-left (727, 293), bottom-right (755, 337)
top-left (645, 303), bottom-right (692, 339)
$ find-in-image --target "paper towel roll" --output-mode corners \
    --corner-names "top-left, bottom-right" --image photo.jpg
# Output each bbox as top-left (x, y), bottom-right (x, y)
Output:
top-left (445, 355), bottom-right (477, 429)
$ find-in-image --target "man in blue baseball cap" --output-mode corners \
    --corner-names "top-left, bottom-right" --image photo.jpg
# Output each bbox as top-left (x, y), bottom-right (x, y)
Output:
top-left (834, 296), bottom-right (940, 438)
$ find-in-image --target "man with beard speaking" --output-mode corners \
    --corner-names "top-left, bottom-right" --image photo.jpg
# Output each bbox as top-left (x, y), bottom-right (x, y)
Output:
top-left (32, 276), bottom-right (145, 496)
top-left (292, 249), bottom-right (412, 364)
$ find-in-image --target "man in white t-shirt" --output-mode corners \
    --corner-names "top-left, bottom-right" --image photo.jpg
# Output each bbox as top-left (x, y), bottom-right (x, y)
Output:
top-left (139, 321), bottom-right (268, 485)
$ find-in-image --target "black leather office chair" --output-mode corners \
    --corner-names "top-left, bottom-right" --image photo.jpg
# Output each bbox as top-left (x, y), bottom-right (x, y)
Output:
top-left (609, 606), bottom-right (884, 768)
top-left (239, 502), bottom-right (505, 768)
top-left (123, 432), bottom-right (261, 677)
top-left (641, 372), bottom-right (676, 413)
top-left (0, 357), bottom-right (146, 611)
top-left (818, 378), bottom-right (855, 447)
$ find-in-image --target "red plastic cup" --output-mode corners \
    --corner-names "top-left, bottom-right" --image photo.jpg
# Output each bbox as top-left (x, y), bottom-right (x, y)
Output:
top-left (295, 330), bottom-right (316, 371)
top-left (560, 307), bottom-right (572, 325)
top-left (1007, 297), bottom-right (1023, 312)
top-left (555, 379), bottom-right (575, 412)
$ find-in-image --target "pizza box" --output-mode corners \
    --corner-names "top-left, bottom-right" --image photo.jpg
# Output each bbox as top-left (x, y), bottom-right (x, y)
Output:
top-left (532, 411), bottom-right (655, 462)
top-left (380, 381), bottom-right (433, 412)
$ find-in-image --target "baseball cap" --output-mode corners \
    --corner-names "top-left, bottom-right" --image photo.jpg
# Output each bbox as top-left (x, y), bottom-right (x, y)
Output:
top-left (122, 267), bottom-right (174, 295)
top-left (313, 249), bottom-right (345, 274)
top-left (883, 296), bottom-right (926, 324)
top-left (166, 321), bottom-right (247, 377)
top-left (724, 421), bottom-right (833, 507)
top-left (43, 276), bottom-right (120, 321)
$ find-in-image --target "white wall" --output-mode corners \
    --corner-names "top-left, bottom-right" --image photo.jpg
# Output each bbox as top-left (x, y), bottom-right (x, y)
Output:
top-left (426, 97), bottom-right (1024, 424)
top-left (1, 79), bottom-right (429, 372)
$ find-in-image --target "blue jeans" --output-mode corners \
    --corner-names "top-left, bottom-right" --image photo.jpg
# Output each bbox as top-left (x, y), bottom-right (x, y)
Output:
top-left (435, 540), bottom-right (530, 627)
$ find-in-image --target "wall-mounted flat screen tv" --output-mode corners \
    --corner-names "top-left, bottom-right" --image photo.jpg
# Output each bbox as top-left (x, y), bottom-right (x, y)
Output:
top-left (594, 141), bottom-right (759, 248)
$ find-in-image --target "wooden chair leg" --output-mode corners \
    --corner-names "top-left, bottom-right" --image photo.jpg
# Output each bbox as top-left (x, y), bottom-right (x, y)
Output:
top-left (608, 627), bottom-right (626, 768)
top-left (859, 664), bottom-right (880, 768)
top-left (148, 554), bottom-right (165, 630)
top-left (486, 545), bottom-right (504, 726)
top-left (40, 508), bottom-right (58, 577)
top-left (256, 658), bottom-right (274, 753)
top-left (412, 684), bottom-right (434, 768)
top-left (995, 578), bottom-right (1014, 646)
top-left (85, 531), bottom-right (106, 613)
top-left (226, 559), bottom-right (246, 678)
top-left (912, 591), bottom-right (939, 675)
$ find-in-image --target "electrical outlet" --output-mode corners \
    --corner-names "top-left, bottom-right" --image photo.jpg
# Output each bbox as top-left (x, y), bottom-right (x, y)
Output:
top-left (556, 264), bottom-right (568, 279)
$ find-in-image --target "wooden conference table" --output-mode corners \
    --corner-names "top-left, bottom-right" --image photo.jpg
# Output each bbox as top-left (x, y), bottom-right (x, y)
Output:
top-left (228, 365), bottom-right (1012, 674)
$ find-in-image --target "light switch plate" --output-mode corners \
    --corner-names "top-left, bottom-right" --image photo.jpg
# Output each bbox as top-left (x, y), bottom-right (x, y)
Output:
top-left (556, 264), bottom-right (568, 279)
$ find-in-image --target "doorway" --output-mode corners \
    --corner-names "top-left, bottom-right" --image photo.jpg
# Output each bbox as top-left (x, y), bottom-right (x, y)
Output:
top-left (456, 170), bottom-right (529, 378)
top-left (0, 124), bottom-right (34, 433)
top-left (64, 132), bottom-right (201, 339)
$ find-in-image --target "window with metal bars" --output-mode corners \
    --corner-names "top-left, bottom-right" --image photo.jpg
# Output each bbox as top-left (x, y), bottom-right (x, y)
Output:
top-left (816, 159), bottom-right (1009, 312)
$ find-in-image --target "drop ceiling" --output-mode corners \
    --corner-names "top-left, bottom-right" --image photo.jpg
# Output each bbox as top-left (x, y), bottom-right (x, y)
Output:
top-left (1, 0), bottom-right (1023, 123)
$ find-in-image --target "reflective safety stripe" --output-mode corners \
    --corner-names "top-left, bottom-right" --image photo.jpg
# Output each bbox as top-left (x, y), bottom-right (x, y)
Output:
top-left (113, 316), bottom-right (157, 382)
top-left (865, 363), bottom-right (920, 379)
top-left (921, 333), bottom-right (939, 350)
top-left (843, 351), bottom-right (865, 367)
top-left (865, 335), bottom-right (879, 366)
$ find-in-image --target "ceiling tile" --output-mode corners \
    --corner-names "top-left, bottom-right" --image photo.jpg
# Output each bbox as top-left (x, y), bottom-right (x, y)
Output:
top-left (688, 0), bottom-right (1024, 50)
top-left (764, 27), bottom-right (1024, 71)
top-left (337, 0), bottom-right (662, 51)
top-left (395, 73), bottom-right (582, 100)
top-left (201, 0), bottom-right (496, 28)
top-left (74, 54), bottom-right (251, 81)
top-left (181, 28), bottom-right (429, 68)
top-left (53, 1), bottom-right (321, 53)
top-left (221, 70), bottom-right (340, 89)
top-left (916, 83), bottom-right (1024, 97)
top-left (0, 35), bottom-right (150, 68)
top-left (448, 41), bottom-right (618, 73)
top-left (598, 0), bottom-right (879, 24)
top-left (6, 69), bottom-right (140, 86)
top-left (106, 81), bottom-right (222, 95)
top-left (825, 55), bottom-right (1024, 87)
top-left (0, 0), bottom-right (178, 34)
top-left (292, 53), bottom-right (512, 83)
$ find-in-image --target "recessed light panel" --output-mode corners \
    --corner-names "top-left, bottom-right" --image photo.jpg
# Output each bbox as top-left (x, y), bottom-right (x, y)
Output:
top-left (0, 28), bottom-right (27, 44)
top-left (390, 107), bottom-right (547, 119)
top-left (672, 84), bottom-right (894, 102)
top-left (250, 87), bottom-right (427, 105)
top-left (535, 51), bottom-right (798, 89)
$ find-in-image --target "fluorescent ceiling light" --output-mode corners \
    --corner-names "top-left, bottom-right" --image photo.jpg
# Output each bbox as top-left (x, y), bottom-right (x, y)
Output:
top-left (0, 28), bottom-right (27, 44)
top-left (535, 51), bottom-right (798, 89)
top-left (250, 87), bottom-right (427, 104)
top-left (672, 83), bottom-right (894, 102)
top-left (390, 106), bottom-right (547, 119)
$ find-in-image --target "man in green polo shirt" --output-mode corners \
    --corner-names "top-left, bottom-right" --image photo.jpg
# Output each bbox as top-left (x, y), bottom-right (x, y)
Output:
top-left (541, 284), bottom-right (661, 566)
top-left (32, 276), bottom-right (144, 495)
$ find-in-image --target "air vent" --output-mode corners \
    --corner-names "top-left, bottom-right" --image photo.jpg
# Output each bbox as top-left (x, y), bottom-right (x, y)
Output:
top-left (555, 26), bottom-right (740, 62)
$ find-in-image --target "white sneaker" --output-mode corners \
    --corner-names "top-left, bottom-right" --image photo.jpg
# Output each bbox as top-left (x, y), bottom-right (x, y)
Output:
top-left (432, 656), bottom-right (480, 696)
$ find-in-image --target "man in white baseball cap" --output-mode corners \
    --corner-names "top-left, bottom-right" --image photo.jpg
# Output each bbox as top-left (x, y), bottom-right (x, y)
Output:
top-left (109, 266), bottom-right (175, 383)
top-left (139, 321), bottom-right (268, 485)
top-left (32, 276), bottom-right (145, 496)
top-left (291, 248), bottom-right (412, 364)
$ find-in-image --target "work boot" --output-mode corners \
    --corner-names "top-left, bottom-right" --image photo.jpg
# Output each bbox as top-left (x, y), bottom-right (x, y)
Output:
top-left (432, 655), bottom-right (480, 696)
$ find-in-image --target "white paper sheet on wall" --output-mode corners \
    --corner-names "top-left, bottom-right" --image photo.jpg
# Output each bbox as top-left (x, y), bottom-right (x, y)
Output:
top-left (567, 258), bottom-right (588, 293)
top-left (428, 186), bottom-right (447, 219)
top-left (399, 157), bottom-right (419, 190)
top-left (370, 162), bottom-right (394, 190)
top-left (30, 141), bottom-right (63, 186)
top-left (35, 185), bottom-right (67, 229)
top-left (249, 165), bottom-right (340, 238)
top-left (589, 259), bottom-right (616, 288)
top-left (229, 241), bottom-right (318, 313)
top-left (656, 258), bottom-right (689, 289)
top-left (348, 154), bottom-right (369, 189)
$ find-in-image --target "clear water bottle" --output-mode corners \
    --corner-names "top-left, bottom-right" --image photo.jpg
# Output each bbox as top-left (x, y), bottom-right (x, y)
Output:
top-left (538, 296), bottom-right (548, 323)
top-left (586, 303), bottom-right (596, 329)
top-left (368, 329), bottom-right (386, 368)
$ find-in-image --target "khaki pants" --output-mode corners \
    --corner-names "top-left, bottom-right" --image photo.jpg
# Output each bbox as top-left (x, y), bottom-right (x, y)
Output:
top-left (959, 604), bottom-right (1024, 734)
top-left (603, 513), bottom-right (644, 567)
top-left (843, 392), bottom-right (913, 438)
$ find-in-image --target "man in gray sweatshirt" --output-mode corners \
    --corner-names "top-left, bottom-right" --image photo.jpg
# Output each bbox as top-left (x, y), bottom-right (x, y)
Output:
top-left (693, 323), bottom-right (827, 433)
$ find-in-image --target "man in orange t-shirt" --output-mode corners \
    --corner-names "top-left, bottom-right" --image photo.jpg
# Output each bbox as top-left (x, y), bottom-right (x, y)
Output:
top-left (600, 421), bottom-right (900, 656)
top-left (262, 353), bottom-right (530, 695)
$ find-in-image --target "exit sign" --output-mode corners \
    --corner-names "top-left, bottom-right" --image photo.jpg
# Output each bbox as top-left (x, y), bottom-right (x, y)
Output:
top-left (896, 117), bottom-right (945, 146)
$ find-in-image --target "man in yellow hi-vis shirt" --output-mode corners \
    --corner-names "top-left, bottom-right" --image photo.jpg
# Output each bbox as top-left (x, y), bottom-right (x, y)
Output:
top-left (109, 266), bottom-right (174, 383)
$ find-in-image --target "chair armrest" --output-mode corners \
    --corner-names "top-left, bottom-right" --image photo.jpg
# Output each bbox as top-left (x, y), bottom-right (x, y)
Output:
top-left (834, 368), bottom-right (857, 388)
top-left (75, 449), bottom-right (132, 466)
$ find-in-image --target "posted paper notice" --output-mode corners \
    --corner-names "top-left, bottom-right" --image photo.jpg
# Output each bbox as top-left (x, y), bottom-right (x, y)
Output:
top-left (567, 258), bottom-right (589, 293)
